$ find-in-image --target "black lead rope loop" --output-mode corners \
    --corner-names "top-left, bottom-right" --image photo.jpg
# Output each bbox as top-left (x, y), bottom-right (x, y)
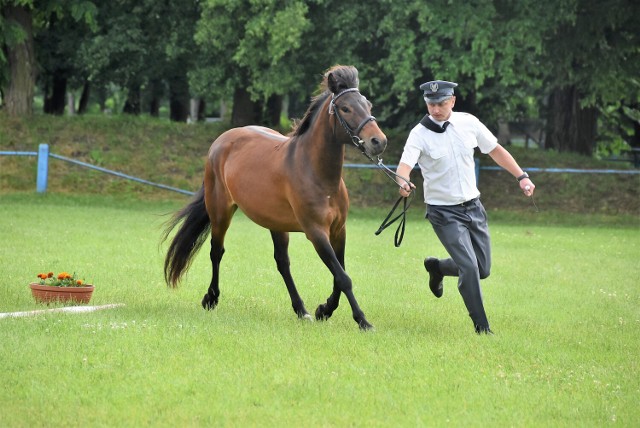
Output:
top-left (375, 190), bottom-right (414, 247)
top-left (394, 197), bottom-right (408, 247)
top-left (348, 147), bottom-right (415, 247)
top-left (373, 158), bottom-right (415, 247)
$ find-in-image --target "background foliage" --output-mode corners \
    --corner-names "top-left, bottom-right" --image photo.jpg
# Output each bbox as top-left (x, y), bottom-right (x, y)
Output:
top-left (1, 0), bottom-right (639, 155)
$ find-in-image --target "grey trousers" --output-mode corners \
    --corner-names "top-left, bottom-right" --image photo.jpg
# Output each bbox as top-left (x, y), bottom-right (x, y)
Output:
top-left (426, 198), bottom-right (492, 329)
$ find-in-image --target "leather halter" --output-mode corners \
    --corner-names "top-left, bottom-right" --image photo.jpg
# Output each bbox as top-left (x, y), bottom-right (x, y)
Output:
top-left (329, 88), bottom-right (377, 147)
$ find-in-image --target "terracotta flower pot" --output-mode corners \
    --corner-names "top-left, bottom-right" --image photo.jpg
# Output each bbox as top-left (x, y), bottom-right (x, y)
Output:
top-left (30, 283), bottom-right (94, 304)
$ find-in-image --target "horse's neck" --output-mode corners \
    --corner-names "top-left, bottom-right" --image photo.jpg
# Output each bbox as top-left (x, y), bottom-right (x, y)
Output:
top-left (301, 112), bottom-right (345, 182)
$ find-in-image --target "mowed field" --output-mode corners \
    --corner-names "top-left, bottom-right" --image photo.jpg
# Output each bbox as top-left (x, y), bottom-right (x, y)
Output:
top-left (1, 193), bottom-right (639, 427)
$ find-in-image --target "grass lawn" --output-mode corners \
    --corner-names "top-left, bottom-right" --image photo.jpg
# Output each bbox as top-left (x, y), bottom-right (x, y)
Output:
top-left (1, 193), bottom-right (638, 426)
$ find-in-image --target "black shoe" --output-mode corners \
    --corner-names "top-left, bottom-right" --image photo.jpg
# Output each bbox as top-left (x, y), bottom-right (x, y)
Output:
top-left (424, 257), bottom-right (443, 298)
top-left (475, 325), bottom-right (494, 335)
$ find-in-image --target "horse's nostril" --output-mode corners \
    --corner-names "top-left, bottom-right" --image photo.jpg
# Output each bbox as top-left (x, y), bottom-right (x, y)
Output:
top-left (371, 137), bottom-right (388, 148)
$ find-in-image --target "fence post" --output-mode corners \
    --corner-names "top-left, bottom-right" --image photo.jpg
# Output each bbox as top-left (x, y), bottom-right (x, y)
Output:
top-left (36, 144), bottom-right (49, 193)
top-left (475, 157), bottom-right (480, 186)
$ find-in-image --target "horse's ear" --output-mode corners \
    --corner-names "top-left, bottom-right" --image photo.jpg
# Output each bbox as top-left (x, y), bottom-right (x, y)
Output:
top-left (327, 71), bottom-right (340, 94)
top-left (325, 65), bottom-right (358, 94)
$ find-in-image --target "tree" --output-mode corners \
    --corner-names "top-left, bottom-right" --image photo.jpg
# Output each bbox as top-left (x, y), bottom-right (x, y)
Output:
top-left (73, 0), bottom-right (200, 120)
top-left (192, 0), bottom-right (310, 126)
top-left (356, 0), bottom-right (638, 155)
top-left (37, 9), bottom-right (95, 115)
top-left (2, 0), bottom-right (636, 154)
top-left (76, 1), bottom-right (154, 115)
top-left (541, 0), bottom-right (640, 155)
top-left (1, 1), bottom-right (36, 116)
top-left (345, 0), bottom-right (557, 130)
top-left (0, 0), bottom-right (96, 116)
top-left (162, 0), bottom-right (201, 122)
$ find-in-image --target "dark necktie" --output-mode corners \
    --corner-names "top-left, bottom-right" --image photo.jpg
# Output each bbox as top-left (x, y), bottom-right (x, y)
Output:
top-left (420, 115), bottom-right (450, 133)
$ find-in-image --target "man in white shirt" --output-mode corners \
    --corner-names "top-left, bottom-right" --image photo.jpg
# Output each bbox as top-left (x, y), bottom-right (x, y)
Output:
top-left (396, 80), bottom-right (535, 334)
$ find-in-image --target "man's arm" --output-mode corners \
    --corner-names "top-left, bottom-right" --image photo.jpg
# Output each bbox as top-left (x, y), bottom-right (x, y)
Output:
top-left (396, 162), bottom-right (416, 196)
top-left (488, 145), bottom-right (535, 196)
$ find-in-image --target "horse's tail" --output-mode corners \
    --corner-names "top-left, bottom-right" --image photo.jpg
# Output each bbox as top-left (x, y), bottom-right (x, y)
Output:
top-left (162, 186), bottom-right (211, 287)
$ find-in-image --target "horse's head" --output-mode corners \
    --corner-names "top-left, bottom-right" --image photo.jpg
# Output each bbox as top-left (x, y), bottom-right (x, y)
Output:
top-left (326, 67), bottom-right (387, 157)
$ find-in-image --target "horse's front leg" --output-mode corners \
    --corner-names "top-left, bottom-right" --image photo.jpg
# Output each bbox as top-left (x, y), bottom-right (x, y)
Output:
top-left (271, 231), bottom-right (312, 320)
top-left (311, 228), bottom-right (373, 330)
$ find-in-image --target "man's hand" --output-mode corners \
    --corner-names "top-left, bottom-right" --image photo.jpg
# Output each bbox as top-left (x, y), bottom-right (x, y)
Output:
top-left (399, 180), bottom-right (416, 196)
top-left (520, 178), bottom-right (535, 197)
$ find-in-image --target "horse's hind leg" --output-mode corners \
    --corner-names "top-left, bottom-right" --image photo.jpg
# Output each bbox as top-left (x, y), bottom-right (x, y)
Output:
top-left (202, 187), bottom-right (235, 310)
top-left (203, 236), bottom-right (224, 310)
top-left (271, 231), bottom-right (312, 320)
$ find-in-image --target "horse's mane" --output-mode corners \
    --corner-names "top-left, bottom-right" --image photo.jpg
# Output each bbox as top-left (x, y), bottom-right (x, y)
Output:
top-left (289, 65), bottom-right (360, 138)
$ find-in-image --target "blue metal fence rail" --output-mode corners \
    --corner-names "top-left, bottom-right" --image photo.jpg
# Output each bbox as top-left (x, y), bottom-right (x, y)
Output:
top-left (48, 152), bottom-right (194, 195)
top-left (1, 144), bottom-right (195, 195)
top-left (1, 144), bottom-right (638, 196)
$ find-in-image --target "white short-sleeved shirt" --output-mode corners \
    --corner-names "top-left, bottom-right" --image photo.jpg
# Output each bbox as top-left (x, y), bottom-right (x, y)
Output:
top-left (400, 111), bottom-right (498, 205)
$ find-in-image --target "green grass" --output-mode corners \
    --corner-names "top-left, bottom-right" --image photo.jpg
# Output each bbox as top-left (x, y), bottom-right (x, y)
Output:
top-left (1, 193), bottom-right (638, 426)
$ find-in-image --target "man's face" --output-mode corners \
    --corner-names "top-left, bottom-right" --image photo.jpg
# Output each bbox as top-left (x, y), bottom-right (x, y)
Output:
top-left (426, 96), bottom-right (456, 121)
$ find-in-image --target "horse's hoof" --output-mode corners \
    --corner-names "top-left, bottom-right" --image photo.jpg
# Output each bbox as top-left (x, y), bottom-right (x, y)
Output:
top-left (358, 319), bottom-right (374, 331)
top-left (295, 309), bottom-right (313, 320)
top-left (201, 294), bottom-right (218, 310)
top-left (315, 304), bottom-right (330, 321)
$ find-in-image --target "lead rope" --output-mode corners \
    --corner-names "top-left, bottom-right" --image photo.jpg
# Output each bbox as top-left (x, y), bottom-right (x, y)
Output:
top-left (330, 92), bottom-right (414, 247)
top-left (349, 137), bottom-right (414, 247)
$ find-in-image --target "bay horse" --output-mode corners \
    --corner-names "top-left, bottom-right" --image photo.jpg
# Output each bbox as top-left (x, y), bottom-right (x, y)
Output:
top-left (162, 65), bottom-right (387, 330)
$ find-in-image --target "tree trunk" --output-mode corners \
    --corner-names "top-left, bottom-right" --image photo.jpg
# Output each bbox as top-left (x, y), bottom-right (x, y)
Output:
top-left (67, 92), bottom-right (75, 115)
top-left (198, 99), bottom-right (206, 121)
top-left (546, 86), bottom-right (597, 155)
top-left (169, 75), bottom-right (190, 122)
top-left (189, 98), bottom-right (199, 123)
top-left (265, 94), bottom-right (283, 127)
top-left (96, 85), bottom-right (107, 113)
top-left (2, 4), bottom-right (35, 117)
top-left (497, 119), bottom-right (511, 146)
top-left (149, 98), bottom-right (160, 117)
top-left (44, 74), bottom-right (67, 115)
top-left (77, 80), bottom-right (90, 114)
top-left (147, 78), bottom-right (163, 117)
top-left (231, 87), bottom-right (261, 127)
top-left (230, 89), bottom-right (282, 127)
top-left (628, 103), bottom-right (640, 148)
top-left (169, 97), bottom-right (189, 122)
top-left (123, 85), bottom-right (141, 115)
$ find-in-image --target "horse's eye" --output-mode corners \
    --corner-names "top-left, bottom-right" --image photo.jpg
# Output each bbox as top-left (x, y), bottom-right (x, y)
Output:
top-left (341, 106), bottom-right (350, 113)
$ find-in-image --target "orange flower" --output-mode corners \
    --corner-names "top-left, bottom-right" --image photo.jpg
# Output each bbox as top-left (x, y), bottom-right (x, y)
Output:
top-left (35, 270), bottom-right (87, 287)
